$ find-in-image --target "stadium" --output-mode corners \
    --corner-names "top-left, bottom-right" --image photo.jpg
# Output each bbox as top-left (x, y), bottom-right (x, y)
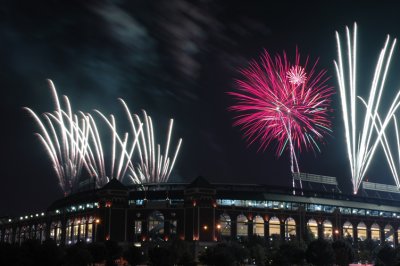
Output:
top-left (1, 173), bottom-right (400, 250)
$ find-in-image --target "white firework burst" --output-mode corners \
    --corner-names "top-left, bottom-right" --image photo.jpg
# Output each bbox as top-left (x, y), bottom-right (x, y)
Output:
top-left (287, 65), bottom-right (307, 85)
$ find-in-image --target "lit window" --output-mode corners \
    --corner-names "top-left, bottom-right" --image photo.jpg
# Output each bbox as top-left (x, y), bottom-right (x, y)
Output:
top-left (385, 224), bottom-right (394, 244)
top-left (269, 217), bottom-right (280, 237)
top-left (342, 221), bottom-right (353, 239)
top-left (219, 213), bottom-right (231, 237)
top-left (323, 220), bottom-right (332, 240)
top-left (285, 217), bottom-right (296, 239)
top-left (307, 219), bottom-right (318, 239)
top-left (236, 214), bottom-right (248, 237)
top-left (253, 215), bottom-right (264, 236)
top-left (148, 211), bottom-right (164, 237)
top-left (357, 222), bottom-right (367, 241)
top-left (87, 217), bottom-right (94, 241)
top-left (371, 223), bottom-right (380, 242)
top-left (170, 220), bottom-right (177, 235)
top-left (135, 220), bottom-right (142, 235)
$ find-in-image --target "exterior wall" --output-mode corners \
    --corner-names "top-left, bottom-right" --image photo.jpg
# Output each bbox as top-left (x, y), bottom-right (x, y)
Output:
top-left (1, 183), bottom-right (400, 247)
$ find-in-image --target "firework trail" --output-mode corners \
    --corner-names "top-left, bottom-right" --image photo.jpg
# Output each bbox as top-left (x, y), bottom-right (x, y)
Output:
top-left (90, 110), bottom-right (143, 185)
top-left (26, 80), bottom-right (183, 193)
top-left (334, 23), bottom-right (400, 194)
top-left (229, 49), bottom-right (333, 189)
top-left (362, 112), bottom-right (400, 188)
top-left (118, 99), bottom-right (183, 184)
top-left (24, 80), bottom-right (90, 195)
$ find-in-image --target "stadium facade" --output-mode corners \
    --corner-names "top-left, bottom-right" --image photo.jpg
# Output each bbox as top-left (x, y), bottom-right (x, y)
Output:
top-left (1, 175), bottom-right (400, 247)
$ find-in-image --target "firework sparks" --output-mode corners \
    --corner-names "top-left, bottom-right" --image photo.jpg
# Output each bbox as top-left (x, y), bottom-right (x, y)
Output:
top-left (83, 112), bottom-right (143, 187)
top-left (24, 80), bottom-right (90, 195)
top-left (119, 99), bottom-right (183, 184)
top-left (26, 80), bottom-right (183, 195)
top-left (334, 23), bottom-right (400, 194)
top-left (362, 112), bottom-right (400, 188)
top-left (287, 65), bottom-right (307, 85)
top-left (229, 49), bottom-right (333, 189)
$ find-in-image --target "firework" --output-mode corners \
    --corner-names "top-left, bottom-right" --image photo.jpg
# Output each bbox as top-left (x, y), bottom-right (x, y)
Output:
top-left (24, 80), bottom-right (90, 195)
top-left (26, 80), bottom-right (183, 195)
top-left (334, 23), bottom-right (400, 194)
top-left (287, 65), bottom-right (307, 85)
top-left (83, 112), bottom-right (143, 187)
top-left (118, 99), bottom-right (183, 184)
top-left (229, 49), bottom-right (333, 189)
top-left (363, 112), bottom-right (400, 188)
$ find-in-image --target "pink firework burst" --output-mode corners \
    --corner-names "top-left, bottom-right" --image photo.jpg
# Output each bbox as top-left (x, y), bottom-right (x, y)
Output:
top-left (229, 50), bottom-right (333, 158)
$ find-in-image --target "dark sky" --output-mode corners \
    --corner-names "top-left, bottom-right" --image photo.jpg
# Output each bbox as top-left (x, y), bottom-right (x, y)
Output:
top-left (1, 0), bottom-right (400, 216)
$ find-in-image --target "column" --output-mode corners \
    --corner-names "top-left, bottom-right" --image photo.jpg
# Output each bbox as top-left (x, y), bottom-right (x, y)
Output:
top-left (318, 223), bottom-right (323, 239)
top-left (248, 219), bottom-right (253, 237)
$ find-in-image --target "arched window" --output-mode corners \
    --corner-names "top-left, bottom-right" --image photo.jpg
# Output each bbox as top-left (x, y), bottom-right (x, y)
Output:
top-left (371, 223), bottom-right (380, 242)
top-left (307, 219), bottom-right (318, 239)
top-left (384, 224), bottom-right (394, 244)
top-left (134, 219), bottom-right (142, 236)
top-left (73, 219), bottom-right (79, 243)
top-left (39, 223), bottom-right (46, 242)
top-left (66, 219), bottom-right (73, 244)
top-left (148, 211), bottom-right (165, 237)
top-left (398, 227), bottom-right (400, 246)
top-left (4, 228), bottom-right (12, 243)
top-left (21, 226), bottom-right (28, 242)
top-left (80, 218), bottom-right (87, 241)
top-left (10, 228), bottom-right (14, 244)
top-left (237, 214), bottom-right (248, 237)
top-left (323, 220), bottom-right (332, 240)
top-left (56, 221), bottom-right (62, 244)
top-left (87, 217), bottom-right (94, 242)
top-left (15, 227), bottom-right (20, 244)
top-left (36, 225), bottom-right (41, 240)
top-left (357, 222), bottom-right (367, 241)
top-left (50, 222), bottom-right (57, 240)
top-left (30, 225), bottom-right (36, 239)
top-left (219, 213), bottom-right (231, 237)
top-left (285, 217), bottom-right (296, 239)
top-left (253, 215), bottom-right (264, 236)
top-left (170, 219), bottom-right (177, 235)
top-left (269, 217), bottom-right (280, 237)
top-left (343, 221), bottom-right (353, 239)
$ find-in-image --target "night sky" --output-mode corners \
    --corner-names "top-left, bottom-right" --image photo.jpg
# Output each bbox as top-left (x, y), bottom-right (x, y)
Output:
top-left (2, 0), bottom-right (400, 216)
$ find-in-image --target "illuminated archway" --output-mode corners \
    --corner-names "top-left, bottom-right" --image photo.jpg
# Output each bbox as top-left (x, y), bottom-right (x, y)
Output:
top-left (87, 217), bottom-right (94, 242)
top-left (307, 219), bottom-right (318, 239)
top-left (285, 217), bottom-right (296, 239)
top-left (237, 214), bottom-right (248, 237)
top-left (343, 221), bottom-right (353, 239)
top-left (148, 211), bottom-right (165, 237)
top-left (66, 219), bottom-right (73, 244)
top-left (357, 222), bottom-right (367, 241)
top-left (219, 213), bottom-right (231, 237)
top-left (253, 215), bottom-right (264, 236)
top-left (72, 218), bottom-right (80, 243)
top-left (323, 220), bottom-right (332, 240)
top-left (384, 224), bottom-right (394, 244)
top-left (371, 223), bottom-right (380, 242)
top-left (269, 217), bottom-right (280, 237)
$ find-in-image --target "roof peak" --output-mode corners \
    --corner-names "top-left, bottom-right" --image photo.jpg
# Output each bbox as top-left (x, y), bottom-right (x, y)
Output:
top-left (101, 178), bottom-right (128, 191)
top-left (187, 176), bottom-right (214, 189)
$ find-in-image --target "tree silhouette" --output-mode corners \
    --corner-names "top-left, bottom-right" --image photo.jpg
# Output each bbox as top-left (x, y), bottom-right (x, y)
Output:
top-left (306, 239), bottom-right (335, 266)
top-left (332, 239), bottom-right (354, 266)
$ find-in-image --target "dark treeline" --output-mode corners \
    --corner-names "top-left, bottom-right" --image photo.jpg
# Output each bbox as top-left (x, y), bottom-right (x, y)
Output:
top-left (1, 236), bottom-right (400, 266)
